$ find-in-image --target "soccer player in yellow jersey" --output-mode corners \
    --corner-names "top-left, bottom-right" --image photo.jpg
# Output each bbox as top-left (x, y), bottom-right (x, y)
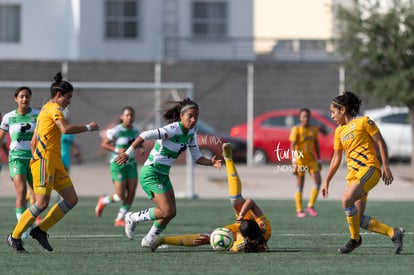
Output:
top-left (321, 91), bottom-right (404, 254)
top-left (151, 143), bottom-right (272, 253)
top-left (289, 108), bottom-right (322, 218)
top-left (7, 72), bottom-right (99, 254)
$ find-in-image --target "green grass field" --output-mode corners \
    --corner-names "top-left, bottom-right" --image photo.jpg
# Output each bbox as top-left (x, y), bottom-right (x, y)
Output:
top-left (0, 198), bottom-right (411, 274)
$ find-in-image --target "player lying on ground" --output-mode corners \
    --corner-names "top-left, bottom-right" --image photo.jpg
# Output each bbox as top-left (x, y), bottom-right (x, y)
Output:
top-left (151, 143), bottom-right (272, 252)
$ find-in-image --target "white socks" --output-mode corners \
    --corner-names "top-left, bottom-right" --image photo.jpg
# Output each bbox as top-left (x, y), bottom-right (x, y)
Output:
top-left (131, 209), bottom-right (152, 222)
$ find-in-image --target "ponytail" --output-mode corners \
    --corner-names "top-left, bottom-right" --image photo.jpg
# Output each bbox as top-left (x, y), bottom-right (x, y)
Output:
top-left (332, 91), bottom-right (361, 117)
top-left (163, 97), bottom-right (199, 123)
top-left (50, 72), bottom-right (73, 98)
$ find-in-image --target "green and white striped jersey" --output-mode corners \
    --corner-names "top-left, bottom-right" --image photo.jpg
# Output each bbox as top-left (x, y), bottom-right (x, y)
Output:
top-left (106, 124), bottom-right (140, 164)
top-left (142, 121), bottom-right (202, 175)
top-left (0, 108), bottom-right (40, 160)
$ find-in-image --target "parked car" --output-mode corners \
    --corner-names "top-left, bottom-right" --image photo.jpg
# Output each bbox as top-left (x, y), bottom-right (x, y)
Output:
top-left (363, 106), bottom-right (411, 161)
top-left (193, 120), bottom-right (246, 162)
top-left (230, 109), bottom-right (337, 165)
top-left (100, 117), bottom-right (247, 163)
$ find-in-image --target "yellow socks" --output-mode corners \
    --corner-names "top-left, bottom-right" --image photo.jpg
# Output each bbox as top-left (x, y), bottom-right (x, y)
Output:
top-left (39, 201), bottom-right (72, 232)
top-left (348, 211), bottom-right (393, 240)
top-left (307, 187), bottom-right (320, 208)
top-left (12, 209), bottom-right (36, 239)
top-left (344, 205), bottom-right (360, 240)
top-left (346, 215), bottom-right (361, 240)
top-left (366, 217), bottom-right (394, 238)
top-left (295, 192), bottom-right (303, 212)
top-left (225, 159), bottom-right (242, 206)
top-left (163, 234), bottom-right (202, 247)
top-left (12, 201), bottom-right (72, 238)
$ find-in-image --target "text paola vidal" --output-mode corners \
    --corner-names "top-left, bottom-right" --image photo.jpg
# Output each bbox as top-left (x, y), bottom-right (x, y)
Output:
top-left (274, 142), bottom-right (309, 173)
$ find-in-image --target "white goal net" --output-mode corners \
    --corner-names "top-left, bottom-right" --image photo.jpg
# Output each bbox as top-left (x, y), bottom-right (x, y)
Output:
top-left (0, 81), bottom-right (197, 198)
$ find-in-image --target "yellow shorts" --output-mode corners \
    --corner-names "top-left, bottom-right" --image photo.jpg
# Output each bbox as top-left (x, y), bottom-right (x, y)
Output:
top-left (31, 158), bottom-right (73, 196)
top-left (294, 161), bottom-right (320, 177)
top-left (346, 166), bottom-right (380, 202)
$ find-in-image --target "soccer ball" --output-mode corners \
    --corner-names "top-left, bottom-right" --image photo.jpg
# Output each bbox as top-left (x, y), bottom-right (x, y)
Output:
top-left (210, 227), bottom-right (234, 251)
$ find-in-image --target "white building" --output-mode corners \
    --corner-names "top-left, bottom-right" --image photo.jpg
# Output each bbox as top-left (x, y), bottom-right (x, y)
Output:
top-left (0, 0), bottom-right (351, 61)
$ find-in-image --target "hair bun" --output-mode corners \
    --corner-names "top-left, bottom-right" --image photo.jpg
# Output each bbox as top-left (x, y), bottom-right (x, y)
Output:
top-left (182, 97), bottom-right (191, 104)
top-left (54, 72), bottom-right (63, 83)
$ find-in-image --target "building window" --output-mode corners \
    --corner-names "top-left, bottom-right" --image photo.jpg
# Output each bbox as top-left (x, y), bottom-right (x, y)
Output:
top-left (105, 0), bottom-right (140, 39)
top-left (192, 1), bottom-right (227, 39)
top-left (0, 5), bottom-right (20, 42)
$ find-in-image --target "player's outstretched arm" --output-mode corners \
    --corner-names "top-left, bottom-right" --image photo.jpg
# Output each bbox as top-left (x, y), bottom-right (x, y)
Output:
top-left (56, 118), bottom-right (99, 134)
top-left (196, 155), bottom-right (222, 170)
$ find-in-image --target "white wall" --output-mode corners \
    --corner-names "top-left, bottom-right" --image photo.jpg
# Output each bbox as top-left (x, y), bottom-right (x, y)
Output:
top-left (79, 0), bottom-right (254, 61)
top-left (176, 0), bottom-right (254, 60)
top-left (78, 0), bottom-right (164, 61)
top-left (0, 0), bottom-right (256, 61)
top-left (178, 0), bottom-right (252, 37)
top-left (0, 0), bottom-right (73, 60)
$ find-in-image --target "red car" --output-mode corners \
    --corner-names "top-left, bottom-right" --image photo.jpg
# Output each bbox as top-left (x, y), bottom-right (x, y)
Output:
top-left (230, 109), bottom-right (337, 165)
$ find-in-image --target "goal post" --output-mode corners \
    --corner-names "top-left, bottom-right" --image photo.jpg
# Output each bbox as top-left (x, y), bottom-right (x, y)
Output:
top-left (0, 81), bottom-right (197, 199)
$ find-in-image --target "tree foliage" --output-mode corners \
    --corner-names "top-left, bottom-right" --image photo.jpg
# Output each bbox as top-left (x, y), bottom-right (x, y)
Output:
top-left (335, 0), bottom-right (414, 108)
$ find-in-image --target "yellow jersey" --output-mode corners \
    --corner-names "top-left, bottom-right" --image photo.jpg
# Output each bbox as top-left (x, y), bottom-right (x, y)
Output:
top-left (32, 101), bottom-right (65, 170)
top-left (289, 125), bottom-right (319, 164)
top-left (334, 116), bottom-right (381, 180)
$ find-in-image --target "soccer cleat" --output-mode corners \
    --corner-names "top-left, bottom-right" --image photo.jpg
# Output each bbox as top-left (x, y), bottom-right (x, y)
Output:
top-left (124, 212), bottom-right (137, 240)
top-left (391, 227), bottom-right (405, 254)
top-left (114, 219), bottom-right (125, 227)
top-left (7, 234), bottom-right (27, 254)
top-left (222, 143), bottom-right (233, 160)
top-left (30, 226), bottom-right (53, 251)
top-left (297, 211), bottom-right (306, 218)
top-left (95, 196), bottom-right (105, 217)
top-left (141, 237), bottom-right (153, 248)
top-left (338, 236), bottom-right (362, 254)
top-left (306, 207), bottom-right (318, 217)
top-left (150, 236), bottom-right (171, 251)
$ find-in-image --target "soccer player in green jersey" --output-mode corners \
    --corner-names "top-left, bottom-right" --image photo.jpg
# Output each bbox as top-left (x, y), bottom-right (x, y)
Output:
top-left (96, 106), bottom-right (142, 226)
top-left (0, 87), bottom-right (40, 229)
top-left (116, 98), bottom-right (222, 248)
